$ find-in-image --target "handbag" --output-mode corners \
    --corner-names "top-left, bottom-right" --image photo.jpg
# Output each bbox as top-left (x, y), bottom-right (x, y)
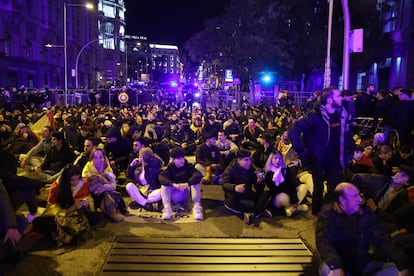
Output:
top-left (55, 210), bottom-right (91, 246)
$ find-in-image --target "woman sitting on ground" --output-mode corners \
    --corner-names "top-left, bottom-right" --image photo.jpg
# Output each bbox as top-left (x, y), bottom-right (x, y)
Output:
top-left (126, 147), bottom-right (164, 211)
top-left (32, 165), bottom-right (102, 237)
top-left (264, 150), bottom-right (308, 217)
top-left (82, 148), bottom-right (126, 222)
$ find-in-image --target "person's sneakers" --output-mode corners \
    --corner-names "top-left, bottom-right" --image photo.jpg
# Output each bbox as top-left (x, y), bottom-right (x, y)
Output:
top-left (297, 204), bottom-right (309, 213)
top-left (285, 207), bottom-right (296, 217)
top-left (257, 209), bottom-right (272, 218)
top-left (161, 207), bottom-right (172, 220)
top-left (244, 212), bottom-right (254, 225)
top-left (192, 205), bottom-right (204, 220)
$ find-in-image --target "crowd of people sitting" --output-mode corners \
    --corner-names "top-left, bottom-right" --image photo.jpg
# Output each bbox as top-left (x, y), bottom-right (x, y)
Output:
top-left (0, 83), bottom-right (413, 274)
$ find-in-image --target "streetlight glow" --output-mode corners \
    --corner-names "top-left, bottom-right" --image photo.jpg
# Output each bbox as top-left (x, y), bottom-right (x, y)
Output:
top-left (85, 3), bottom-right (94, 10)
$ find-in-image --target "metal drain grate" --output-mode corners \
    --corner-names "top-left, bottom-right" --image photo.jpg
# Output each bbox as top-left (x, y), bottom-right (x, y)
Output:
top-left (101, 237), bottom-right (314, 275)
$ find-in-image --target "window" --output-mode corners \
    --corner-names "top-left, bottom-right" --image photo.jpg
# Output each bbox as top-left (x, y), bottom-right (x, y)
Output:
top-left (356, 72), bottom-right (366, 90)
top-left (120, 40), bottom-right (125, 52)
top-left (103, 38), bottom-right (115, 50)
top-left (170, 55), bottom-right (174, 60)
top-left (119, 25), bottom-right (125, 37)
top-left (103, 4), bottom-right (115, 18)
top-left (170, 62), bottom-right (173, 67)
top-left (119, 9), bottom-right (124, 20)
top-left (105, 22), bottom-right (114, 34)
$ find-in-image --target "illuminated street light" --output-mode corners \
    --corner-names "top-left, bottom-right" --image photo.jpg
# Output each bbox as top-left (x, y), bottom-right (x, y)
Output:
top-left (63, 2), bottom-right (94, 106)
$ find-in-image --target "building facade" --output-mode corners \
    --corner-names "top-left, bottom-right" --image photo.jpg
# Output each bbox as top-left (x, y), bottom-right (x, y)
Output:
top-left (97, 0), bottom-right (126, 87)
top-left (0, 0), bottom-right (98, 90)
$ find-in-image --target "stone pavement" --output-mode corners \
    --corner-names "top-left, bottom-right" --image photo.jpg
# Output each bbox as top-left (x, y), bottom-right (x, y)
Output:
top-left (7, 182), bottom-right (318, 276)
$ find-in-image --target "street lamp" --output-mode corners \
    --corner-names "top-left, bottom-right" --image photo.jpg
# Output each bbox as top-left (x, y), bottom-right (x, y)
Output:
top-left (63, 2), bottom-right (94, 106)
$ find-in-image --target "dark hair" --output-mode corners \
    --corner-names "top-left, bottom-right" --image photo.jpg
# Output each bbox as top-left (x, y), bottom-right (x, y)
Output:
top-left (237, 149), bottom-right (251, 159)
top-left (56, 164), bottom-right (81, 209)
top-left (320, 86), bottom-right (338, 105)
top-left (52, 131), bottom-right (64, 141)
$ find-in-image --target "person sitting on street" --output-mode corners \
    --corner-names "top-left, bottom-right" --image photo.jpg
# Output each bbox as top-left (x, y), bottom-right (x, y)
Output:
top-left (316, 182), bottom-right (411, 276)
top-left (284, 148), bottom-right (314, 206)
top-left (159, 147), bottom-right (203, 220)
top-left (126, 147), bottom-right (164, 211)
top-left (241, 117), bottom-right (263, 150)
top-left (0, 182), bottom-right (27, 271)
top-left (170, 119), bottom-right (197, 156)
top-left (195, 131), bottom-right (224, 184)
top-left (221, 149), bottom-right (271, 225)
top-left (216, 130), bottom-right (238, 168)
top-left (252, 133), bottom-right (274, 169)
top-left (264, 150), bottom-right (308, 217)
top-left (82, 149), bottom-right (125, 222)
top-left (34, 131), bottom-right (75, 183)
top-left (20, 126), bottom-right (53, 169)
top-left (125, 138), bottom-right (147, 182)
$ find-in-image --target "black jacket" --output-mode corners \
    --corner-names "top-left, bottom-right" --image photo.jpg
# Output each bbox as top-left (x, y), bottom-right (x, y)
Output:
top-left (289, 105), bottom-right (353, 171)
top-left (159, 160), bottom-right (202, 186)
top-left (222, 159), bottom-right (264, 206)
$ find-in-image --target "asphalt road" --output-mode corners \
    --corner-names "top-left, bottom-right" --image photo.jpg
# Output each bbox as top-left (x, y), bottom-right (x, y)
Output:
top-left (8, 181), bottom-right (318, 276)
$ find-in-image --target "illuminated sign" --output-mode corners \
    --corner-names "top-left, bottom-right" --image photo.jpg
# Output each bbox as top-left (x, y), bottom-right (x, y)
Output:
top-left (225, 69), bottom-right (233, 82)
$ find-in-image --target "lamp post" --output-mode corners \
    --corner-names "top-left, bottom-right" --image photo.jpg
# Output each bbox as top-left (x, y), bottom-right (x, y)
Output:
top-left (75, 38), bottom-right (101, 89)
top-left (63, 2), bottom-right (94, 106)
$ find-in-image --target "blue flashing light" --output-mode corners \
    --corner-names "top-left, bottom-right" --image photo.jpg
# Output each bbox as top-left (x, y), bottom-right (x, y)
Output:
top-left (170, 81), bottom-right (178, 87)
top-left (194, 92), bottom-right (200, 98)
top-left (261, 73), bottom-right (273, 83)
top-left (194, 82), bottom-right (198, 87)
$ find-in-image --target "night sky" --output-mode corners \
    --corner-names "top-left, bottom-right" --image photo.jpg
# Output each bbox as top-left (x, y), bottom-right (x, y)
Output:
top-left (124, 0), bottom-right (230, 47)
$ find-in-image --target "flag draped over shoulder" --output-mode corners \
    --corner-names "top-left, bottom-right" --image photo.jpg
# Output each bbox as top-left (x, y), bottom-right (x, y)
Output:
top-left (30, 109), bottom-right (55, 137)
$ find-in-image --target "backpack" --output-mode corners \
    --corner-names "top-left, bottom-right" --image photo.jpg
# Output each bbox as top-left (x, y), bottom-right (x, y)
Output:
top-left (55, 210), bottom-right (91, 246)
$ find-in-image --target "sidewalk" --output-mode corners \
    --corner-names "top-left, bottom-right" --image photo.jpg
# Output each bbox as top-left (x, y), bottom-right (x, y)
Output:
top-left (7, 183), bottom-right (318, 275)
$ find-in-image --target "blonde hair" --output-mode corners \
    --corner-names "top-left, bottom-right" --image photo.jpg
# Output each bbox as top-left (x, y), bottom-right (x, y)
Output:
top-left (264, 150), bottom-right (285, 172)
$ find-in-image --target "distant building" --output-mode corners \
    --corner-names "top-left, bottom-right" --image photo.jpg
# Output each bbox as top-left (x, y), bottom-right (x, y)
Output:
top-left (125, 35), bottom-right (151, 84)
top-left (97, 0), bottom-right (126, 87)
top-left (150, 43), bottom-right (181, 84)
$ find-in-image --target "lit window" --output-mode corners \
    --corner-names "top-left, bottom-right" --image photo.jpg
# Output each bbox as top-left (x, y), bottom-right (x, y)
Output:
top-left (170, 69), bottom-right (174, 73)
top-left (170, 55), bottom-right (174, 60)
top-left (103, 38), bottom-right (115, 50)
top-left (119, 25), bottom-right (125, 37)
top-left (120, 40), bottom-right (125, 52)
top-left (170, 62), bottom-right (173, 67)
top-left (105, 22), bottom-right (114, 34)
top-left (103, 4), bottom-right (115, 18)
top-left (119, 9), bottom-right (125, 20)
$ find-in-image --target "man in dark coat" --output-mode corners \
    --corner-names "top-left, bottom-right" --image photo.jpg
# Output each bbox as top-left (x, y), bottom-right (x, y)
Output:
top-left (316, 182), bottom-right (410, 275)
top-left (289, 86), bottom-right (354, 215)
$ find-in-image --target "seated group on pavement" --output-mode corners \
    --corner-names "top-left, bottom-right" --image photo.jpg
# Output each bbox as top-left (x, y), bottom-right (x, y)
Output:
top-left (0, 86), bottom-right (414, 274)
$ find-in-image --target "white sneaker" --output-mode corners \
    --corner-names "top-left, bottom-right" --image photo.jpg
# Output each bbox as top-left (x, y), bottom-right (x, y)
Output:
top-left (161, 208), bottom-right (172, 220)
top-left (285, 207), bottom-right (296, 217)
top-left (297, 204), bottom-right (309, 212)
top-left (193, 205), bottom-right (203, 220)
top-left (27, 213), bottom-right (37, 223)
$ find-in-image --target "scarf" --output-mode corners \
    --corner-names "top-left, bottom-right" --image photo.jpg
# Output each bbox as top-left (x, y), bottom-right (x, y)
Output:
top-left (270, 166), bottom-right (285, 186)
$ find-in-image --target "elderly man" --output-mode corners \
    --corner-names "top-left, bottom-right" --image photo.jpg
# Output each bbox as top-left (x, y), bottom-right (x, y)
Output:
top-left (316, 182), bottom-right (411, 276)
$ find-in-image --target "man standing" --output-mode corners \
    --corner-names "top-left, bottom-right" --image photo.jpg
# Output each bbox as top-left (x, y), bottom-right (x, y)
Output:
top-left (316, 182), bottom-right (410, 275)
top-left (289, 86), bottom-right (353, 215)
top-left (355, 83), bottom-right (377, 117)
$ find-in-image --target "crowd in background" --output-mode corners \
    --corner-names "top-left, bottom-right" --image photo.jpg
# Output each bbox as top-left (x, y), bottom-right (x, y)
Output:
top-left (0, 84), bottom-right (414, 274)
